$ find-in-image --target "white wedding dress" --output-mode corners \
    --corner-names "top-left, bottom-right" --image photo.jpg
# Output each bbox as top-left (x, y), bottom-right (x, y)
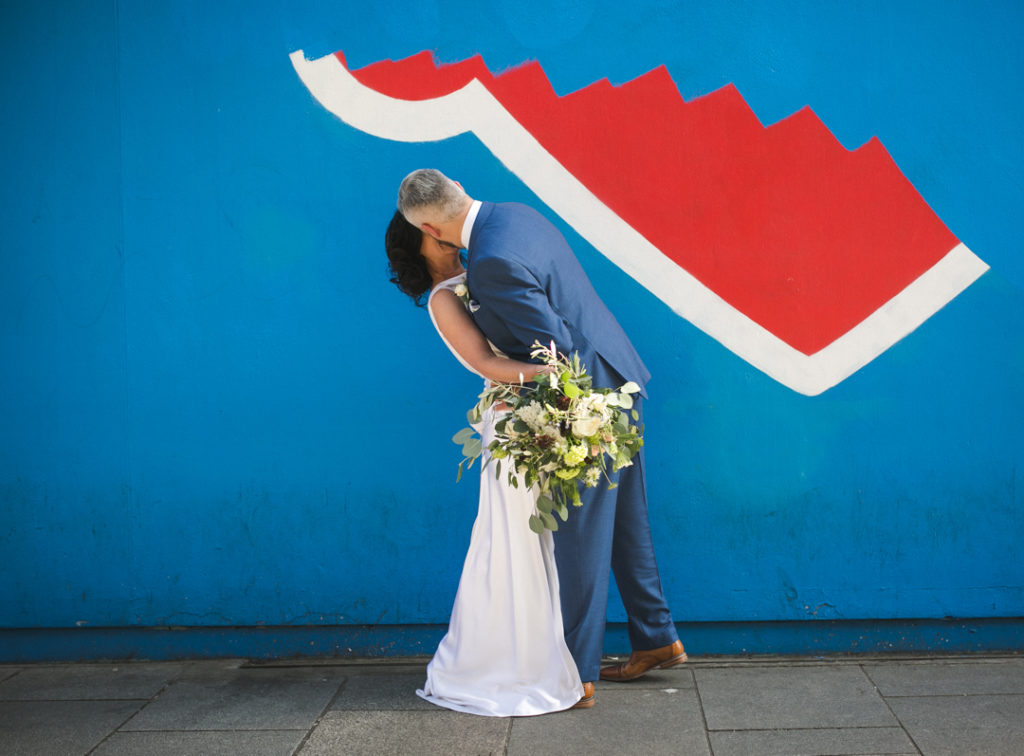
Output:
top-left (417, 274), bottom-right (583, 716)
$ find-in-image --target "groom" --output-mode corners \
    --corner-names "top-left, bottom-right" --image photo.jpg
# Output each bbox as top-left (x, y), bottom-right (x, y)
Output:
top-left (398, 169), bottom-right (685, 707)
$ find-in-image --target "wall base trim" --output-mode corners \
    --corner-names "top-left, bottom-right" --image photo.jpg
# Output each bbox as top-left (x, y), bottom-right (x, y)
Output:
top-left (2, 618), bottom-right (1022, 663)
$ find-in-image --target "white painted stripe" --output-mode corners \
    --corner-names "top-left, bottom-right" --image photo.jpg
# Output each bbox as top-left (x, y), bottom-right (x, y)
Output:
top-left (290, 50), bottom-right (989, 396)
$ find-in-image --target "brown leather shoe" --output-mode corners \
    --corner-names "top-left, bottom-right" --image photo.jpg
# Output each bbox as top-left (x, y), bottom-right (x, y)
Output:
top-left (571, 681), bottom-right (595, 709)
top-left (599, 640), bottom-right (687, 682)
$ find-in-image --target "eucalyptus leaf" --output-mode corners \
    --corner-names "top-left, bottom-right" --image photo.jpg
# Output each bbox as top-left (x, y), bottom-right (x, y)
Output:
top-left (540, 510), bottom-right (558, 531)
top-left (461, 437), bottom-right (482, 459)
top-left (536, 494), bottom-right (554, 514)
top-left (528, 514), bottom-right (545, 534)
top-left (631, 409), bottom-right (639, 422)
top-left (452, 427), bottom-right (476, 444)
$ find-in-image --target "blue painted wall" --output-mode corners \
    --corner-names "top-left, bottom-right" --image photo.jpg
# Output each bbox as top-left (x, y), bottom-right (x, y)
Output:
top-left (2, 0), bottom-right (1022, 655)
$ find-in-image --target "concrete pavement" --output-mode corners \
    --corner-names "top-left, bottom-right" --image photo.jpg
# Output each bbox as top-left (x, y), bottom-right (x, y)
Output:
top-left (1, 653), bottom-right (1022, 755)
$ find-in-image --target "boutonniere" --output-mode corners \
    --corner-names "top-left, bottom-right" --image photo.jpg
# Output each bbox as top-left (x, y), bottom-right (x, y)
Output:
top-left (453, 283), bottom-right (480, 312)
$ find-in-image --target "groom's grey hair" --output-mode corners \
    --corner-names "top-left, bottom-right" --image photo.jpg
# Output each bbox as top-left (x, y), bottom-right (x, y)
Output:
top-left (397, 169), bottom-right (468, 226)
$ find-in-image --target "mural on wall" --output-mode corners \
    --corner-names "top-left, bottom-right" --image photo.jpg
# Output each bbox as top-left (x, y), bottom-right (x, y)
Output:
top-left (1, 0), bottom-right (1019, 661)
top-left (291, 49), bottom-right (988, 396)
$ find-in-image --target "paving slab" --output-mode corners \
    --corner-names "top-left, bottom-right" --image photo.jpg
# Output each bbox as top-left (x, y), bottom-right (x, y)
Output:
top-left (0, 663), bottom-right (183, 701)
top-left (91, 730), bottom-right (305, 756)
top-left (887, 693), bottom-right (1024, 756)
top-left (709, 726), bottom-right (916, 756)
top-left (298, 710), bottom-right (510, 755)
top-left (696, 664), bottom-right (896, 730)
top-left (122, 666), bottom-right (345, 731)
top-left (177, 658), bottom-right (258, 677)
top-left (329, 672), bottom-right (437, 711)
top-left (0, 700), bottom-right (143, 756)
top-left (1, 655), bottom-right (1020, 756)
top-left (507, 687), bottom-right (709, 756)
top-left (864, 658), bottom-right (1024, 696)
top-left (0, 666), bottom-right (21, 683)
top-left (244, 661), bottom-right (428, 674)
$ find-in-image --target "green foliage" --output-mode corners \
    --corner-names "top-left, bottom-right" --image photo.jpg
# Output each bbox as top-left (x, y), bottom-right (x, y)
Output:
top-left (451, 340), bottom-right (644, 534)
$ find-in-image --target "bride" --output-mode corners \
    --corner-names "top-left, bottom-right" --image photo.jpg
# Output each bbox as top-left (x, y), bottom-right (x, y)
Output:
top-left (384, 211), bottom-right (585, 716)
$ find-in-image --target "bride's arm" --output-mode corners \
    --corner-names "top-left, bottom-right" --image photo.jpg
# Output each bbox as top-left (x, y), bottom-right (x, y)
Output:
top-left (429, 289), bottom-right (544, 383)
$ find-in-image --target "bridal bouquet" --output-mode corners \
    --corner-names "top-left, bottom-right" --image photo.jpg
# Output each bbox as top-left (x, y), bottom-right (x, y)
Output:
top-left (453, 341), bottom-right (644, 534)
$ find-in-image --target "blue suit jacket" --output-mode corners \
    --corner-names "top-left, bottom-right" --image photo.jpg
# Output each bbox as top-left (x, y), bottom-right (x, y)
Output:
top-left (466, 201), bottom-right (650, 395)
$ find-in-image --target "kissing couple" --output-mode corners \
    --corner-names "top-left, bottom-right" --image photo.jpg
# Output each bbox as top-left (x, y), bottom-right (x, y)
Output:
top-left (384, 169), bottom-right (685, 715)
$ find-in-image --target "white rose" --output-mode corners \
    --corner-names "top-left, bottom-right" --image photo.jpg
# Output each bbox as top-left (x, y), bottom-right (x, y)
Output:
top-left (572, 416), bottom-right (602, 438)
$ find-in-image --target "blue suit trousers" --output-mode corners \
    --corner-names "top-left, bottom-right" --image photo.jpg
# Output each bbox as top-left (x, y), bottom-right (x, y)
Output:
top-left (551, 397), bottom-right (678, 681)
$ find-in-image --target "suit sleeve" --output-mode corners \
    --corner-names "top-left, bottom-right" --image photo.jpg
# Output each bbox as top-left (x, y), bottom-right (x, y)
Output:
top-left (471, 256), bottom-right (574, 356)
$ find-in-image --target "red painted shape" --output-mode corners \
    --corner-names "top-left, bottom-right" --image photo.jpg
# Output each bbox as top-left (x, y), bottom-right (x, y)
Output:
top-left (343, 52), bottom-right (959, 354)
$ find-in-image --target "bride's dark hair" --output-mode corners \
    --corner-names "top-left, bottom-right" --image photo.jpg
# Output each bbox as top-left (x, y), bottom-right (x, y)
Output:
top-left (385, 210), bottom-right (431, 305)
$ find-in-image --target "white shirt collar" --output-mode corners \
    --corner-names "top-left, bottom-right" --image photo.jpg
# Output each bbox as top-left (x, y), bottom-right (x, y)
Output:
top-left (461, 200), bottom-right (482, 249)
